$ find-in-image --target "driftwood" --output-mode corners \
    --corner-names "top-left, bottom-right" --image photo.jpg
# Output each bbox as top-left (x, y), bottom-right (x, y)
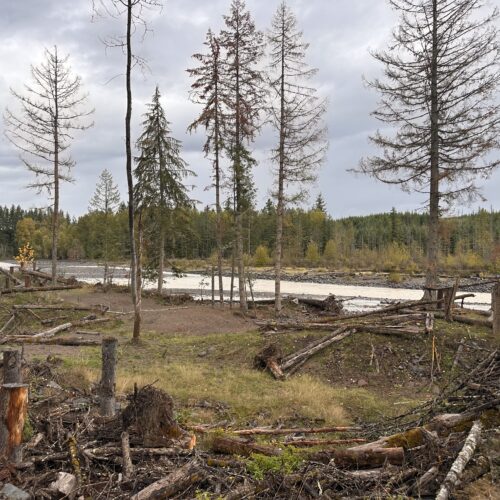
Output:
top-left (435, 420), bottom-right (483, 500)
top-left (21, 269), bottom-right (74, 285)
top-left (357, 325), bottom-right (423, 337)
top-left (12, 304), bottom-right (108, 313)
top-left (131, 460), bottom-right (205, 500)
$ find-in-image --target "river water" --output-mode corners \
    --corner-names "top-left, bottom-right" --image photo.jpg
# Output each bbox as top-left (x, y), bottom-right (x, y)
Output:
top-left (2, 260), bottom-right (490, 312)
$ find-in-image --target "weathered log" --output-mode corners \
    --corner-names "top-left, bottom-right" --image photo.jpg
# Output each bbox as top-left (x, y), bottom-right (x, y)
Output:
top-left (121, 431), bottom-right (134, 480)
top-left (131, 460), bottom-right (205, 500)
top-left (40, 315), bottom-right (69, 326)
top-left (84, 445), bottom-right (192, 458)
top-left (308, 447), bottom-right (404, 468)
top-left (296, 295), bottom-right (344, 314)
top-left (284, 438), bottom-right (367, 447)
top-left (99, 337), bottom-right (117, 417)
top-left (212, 435), bottom-right (282, 457)
top-left (280, 327), bottom-right (352, 372)
top-left (434, 312), bottom-right (491, 328)
top-left (4, 337), bottom-right (101, 346)
top-left (21, 269), bottom-right (73, 285)
top-left (33, 322), bottom-right (73, 339)
top-left (0, 284), bottom-right (81, 294)
top-left (357, 325), bottom-right (423, 337)
top-left (435, 420), bottom-right (483, 500)
top-left (12, 304), bottom-right (108, 313)
top-left (231, 425), bottom-right (362, 436)
top-left (0, 383), bottom-right (28, 463)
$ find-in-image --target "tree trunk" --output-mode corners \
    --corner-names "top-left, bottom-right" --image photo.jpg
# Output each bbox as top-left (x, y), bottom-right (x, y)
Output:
top-left (158, 221), bottom-right (164, 293)
top-left (2, 350), bottom-right (22, 384)
top-left (212, 435), bottom-right (282, 457)
top-left (125, 0), bottom-right (140, 343)
top-left (426, 0), bottom-right (440, 289)
top-left (493, 283), bottom-right (500, 337)
top-left (0, 383), bottom-right (28, 463)
top-left (274, 13), bottom-right (286, 316)
top-left (99, 337), bottom-right (117, 417)
top-left (214, 75), bottom-right (224, 305)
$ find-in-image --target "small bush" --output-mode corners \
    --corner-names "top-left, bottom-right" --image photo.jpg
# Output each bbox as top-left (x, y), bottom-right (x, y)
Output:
top-left (246, 448), bottom-right (303, 480)
top-left (253, 245), bottom-right (271, 267)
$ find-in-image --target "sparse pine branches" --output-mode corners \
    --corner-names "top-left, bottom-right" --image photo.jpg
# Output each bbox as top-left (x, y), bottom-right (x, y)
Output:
top-left (359, 0), bottom-right (500, 286)
top-left (188, 29), bottom-right (226, 304)
top-left (4, 46), bottom-right (93, 283)
top-left (219, 0), bottom-right (265, 311)
top-left (267, 2), bottom-right (328, 313)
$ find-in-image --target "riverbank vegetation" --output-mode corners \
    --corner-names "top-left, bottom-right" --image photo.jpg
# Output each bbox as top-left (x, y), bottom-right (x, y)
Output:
top-left (1, 204), bottom-right (498, 274)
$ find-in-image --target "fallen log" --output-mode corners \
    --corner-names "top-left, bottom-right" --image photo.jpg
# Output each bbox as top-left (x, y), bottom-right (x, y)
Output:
top-left (231, 425), bottom-right (362, 436)
top-left (295, 295), bottom-right (344, 314)
top-left (435, 420), bottom-right (483, 500)
top-left (212, 435), bottom-right (282, 457)
top-left (0, 315), bottom-right (16, 334)
top-left (308, 446), bottom-right (404, 468)
top-left (283, 438), bottom-right (367, 447)
top-left (12, 304), bottom-right (108, 313)
top-left (434, 312), bottom-right (491, 328)
top-left (253, 344), bottom-right (284, 379)
top-left (131, 460), bottom-right (205, 500)
top-left (121, 431), bottom-right (134, 480)
top-left (84, 446), bottom-right (192, 458)
top-left (0, 284), bottom-right (81, 295)
top-left (21, 269), bottom-right (73, 285)
top-left (32, 322), bottom-right (73, 339)
top-left (410, 465), bottom-right (439, 497)
top-left (10, 337), bottom-right (101, 346)
top-left (280, 327), bottom-right (352, 372)
top-left (357, 325), bottom-right (423, 337)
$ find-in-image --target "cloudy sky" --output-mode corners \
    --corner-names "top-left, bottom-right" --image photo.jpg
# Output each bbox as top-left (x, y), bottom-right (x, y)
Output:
top-left (0, 0), bottom-right (499, 219)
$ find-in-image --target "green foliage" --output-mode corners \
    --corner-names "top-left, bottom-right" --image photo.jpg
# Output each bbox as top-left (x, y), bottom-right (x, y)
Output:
top-left (246, 448), bottom-right (303, 480)
top-left (305, 241), bottom-right (320, 265)
top-left (22, 414), bottom-right (34, 442)
top-left (253, 244), bottom-right (271, 266)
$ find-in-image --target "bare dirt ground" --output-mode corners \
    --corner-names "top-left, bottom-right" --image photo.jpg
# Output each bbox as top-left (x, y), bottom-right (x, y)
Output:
top-left (58, 288), bottom-right (256, 336)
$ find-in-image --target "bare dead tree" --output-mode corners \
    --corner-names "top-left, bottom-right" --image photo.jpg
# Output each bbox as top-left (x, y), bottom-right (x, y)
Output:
top-left (219, 0), bottom-right (265, 312)
top-left (358, 0), bottom-right (499, 288)
top-left (268, 2), bottom-right (328, 314)
top-left (92, 0), bottom-right (162, 341)
top-left (188, 30), bottom-right (226, 305)
top-left (4, 46), bottom-right (93, 283)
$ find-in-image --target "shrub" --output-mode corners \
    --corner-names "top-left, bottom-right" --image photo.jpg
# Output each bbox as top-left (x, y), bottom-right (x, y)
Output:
top-left (253, 245), bottom-right (271, 267)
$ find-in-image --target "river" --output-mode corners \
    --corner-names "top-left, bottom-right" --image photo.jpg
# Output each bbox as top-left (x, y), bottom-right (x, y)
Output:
top-left (2, 260), bottom-right (490, 312)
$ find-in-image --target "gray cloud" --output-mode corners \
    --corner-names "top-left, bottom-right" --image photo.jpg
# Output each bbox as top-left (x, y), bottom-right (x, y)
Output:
top-left (0, 0), bottom-right (498, 218)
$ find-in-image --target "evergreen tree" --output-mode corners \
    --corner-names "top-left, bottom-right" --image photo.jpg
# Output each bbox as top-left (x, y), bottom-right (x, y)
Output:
top-left (134, 86), bottom-right (193, 292)
top-left (89, 169), bottom-right (121, 283)
top-left (188, 29), bottom-right (225, 305)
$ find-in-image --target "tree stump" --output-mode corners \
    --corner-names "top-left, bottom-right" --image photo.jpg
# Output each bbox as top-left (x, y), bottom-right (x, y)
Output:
top-left (3, 350), bottom-right (22, 384)
top-left (0, 383), bottom-right (28, 463)
top-left (99, 337), bottom-right (117, 417)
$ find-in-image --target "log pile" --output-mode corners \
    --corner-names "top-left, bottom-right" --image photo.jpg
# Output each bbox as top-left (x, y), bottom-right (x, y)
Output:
top-left (255, 289), bottom-right (497, 378)
top-left (0, 350), bottom-right (496, 499)
top-left (0, 303), bottom-right (111, 346)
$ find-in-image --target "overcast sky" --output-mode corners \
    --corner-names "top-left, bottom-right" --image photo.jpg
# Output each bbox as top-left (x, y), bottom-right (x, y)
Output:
top-left (0, 0), bottom-right (499, 219)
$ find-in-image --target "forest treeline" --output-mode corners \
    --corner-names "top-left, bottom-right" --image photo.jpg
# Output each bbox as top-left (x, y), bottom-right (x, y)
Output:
top-left (1, 202), bottom-right (498, 274)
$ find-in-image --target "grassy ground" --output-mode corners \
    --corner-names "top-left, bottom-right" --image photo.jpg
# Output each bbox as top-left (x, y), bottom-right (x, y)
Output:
top-left (1, 287), bottom-right (497, 430)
